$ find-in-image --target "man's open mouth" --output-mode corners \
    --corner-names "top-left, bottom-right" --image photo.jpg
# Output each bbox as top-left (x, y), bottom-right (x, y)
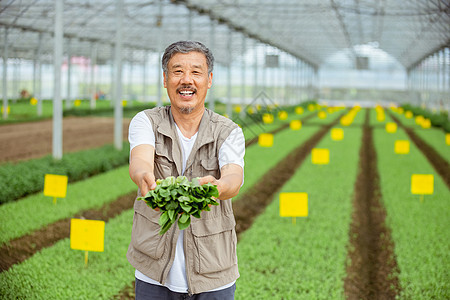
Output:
top-left (177, 87), bottom-right (196, 97)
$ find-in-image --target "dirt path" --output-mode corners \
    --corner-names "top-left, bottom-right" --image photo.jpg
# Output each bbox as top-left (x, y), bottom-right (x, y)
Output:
top-left (388, 112), bottom-right (450, 188)
top-left (0, 117), bottom-right (130, 163)
top-left (344, 109), bottom-right (400, 299)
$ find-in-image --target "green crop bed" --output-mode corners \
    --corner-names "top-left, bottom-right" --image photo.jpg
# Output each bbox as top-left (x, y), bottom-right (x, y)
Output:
top-left (0, 209), bottom-right (135, 299)
top-left (371, 109), bottom-right (450, 299)
top-left (0, 166), bottom-right (135, 245)
top-left (236, 115), bottom-right (363, 299)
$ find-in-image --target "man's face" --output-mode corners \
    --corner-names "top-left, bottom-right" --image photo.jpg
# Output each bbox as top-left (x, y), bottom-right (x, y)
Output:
top-left (163, 51), bottom-right (212, 114)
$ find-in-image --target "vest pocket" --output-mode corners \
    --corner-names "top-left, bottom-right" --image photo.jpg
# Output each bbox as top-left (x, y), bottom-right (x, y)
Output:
top-left (191, 213), bottom-right (237, 274)
top-left (131, 203), bottom-right (166, 260)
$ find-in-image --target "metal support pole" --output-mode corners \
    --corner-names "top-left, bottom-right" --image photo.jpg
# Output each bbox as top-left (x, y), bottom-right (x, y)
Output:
top-left (240, 34), bottom-right (246, 118)
top-left (2, 27), bottom-right (8, 119)
top-left (66, 38), bottom-right (72, 109)
top-left (157, 0), bottom-right (163, 107)
top-left (208, 20), bottom-right (216, 111)
top-left (114, 0), bottom-right (124, 150)
top-left (143, 51), bottom-right (147, 102)
top-left (36, 32), bottom-right (43, 115)
top-left (53, 0), bottom-right (64, 159)
top-left (226, 29), bottom-right (232, 118)
top-left (253, 40), bottom-right (258, 99)
top-left (90, 42), bottom-right (97, 109)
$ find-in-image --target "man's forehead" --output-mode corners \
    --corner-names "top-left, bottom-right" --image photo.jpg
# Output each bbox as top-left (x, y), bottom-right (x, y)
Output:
top-left (169, 52), bottom-right (207, 68)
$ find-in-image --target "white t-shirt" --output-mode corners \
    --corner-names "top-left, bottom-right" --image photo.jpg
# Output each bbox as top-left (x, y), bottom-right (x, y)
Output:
top-left (129, 110), bottom-right (245, 293)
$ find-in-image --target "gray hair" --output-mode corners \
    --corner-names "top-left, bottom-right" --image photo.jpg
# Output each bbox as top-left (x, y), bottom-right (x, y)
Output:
top-left (162, 41), bottom-right (214, 75)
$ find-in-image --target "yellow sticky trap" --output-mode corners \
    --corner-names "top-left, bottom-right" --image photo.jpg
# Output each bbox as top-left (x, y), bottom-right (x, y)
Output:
top-left (290, 120), bottom-right (302, 130)
top-left (331, 128), bottom-right (344, 141)
top-left (405, 111), bottom-right (413, 119)
top-left (121, 100), bottom-right (127, 107)
top-left (415, 115), bottom-right (424, 125)
top-left (74, 99), bottom-right (82, 107)
top-left (411, 174), bottom-right (434, 195)
top-left (394, 140), bottom-right (410, 154)
top-left (1, 106), bottom-right (11, 114)
top-left (44, 174), bottom-right (68, 198)
top-left (258, 133), bottom-right (273, 147)
top-left (295, 107), bottom-right (304, 115)
top-left (279, 193), bottom-right (308, 217)
top-left (70, 219), bottom-right (105, 252)
top-left (234, 105), bottom-right (241, 113)
top-left (386, 122), bottom-right (397, 133)
top-left (278, 111), bottom-right (288, 120)
top-left (446, 133), bottom-right (450, 145)
top-left (30, 98), bottom-right (38, 105)
top-left (262, 113), bottom-right (274, 124)
top-left (311, 148), bottom-right (329, 165)
top-left (421, 119), bottom-right (431, 129)
top-left (318, 111), bottom-right (327, 119)
top-left (377, 114), bottom-right (385, 122)
top-left (247, 107), bottom-right (255, 115)
top-left (308, 104), bottom-right (315, 111)
top-left (340, 116), bottom-right (352, 126)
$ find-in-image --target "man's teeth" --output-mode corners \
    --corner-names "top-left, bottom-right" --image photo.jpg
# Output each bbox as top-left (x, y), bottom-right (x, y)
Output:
top-left (180, 91), bottom-right (194, 95)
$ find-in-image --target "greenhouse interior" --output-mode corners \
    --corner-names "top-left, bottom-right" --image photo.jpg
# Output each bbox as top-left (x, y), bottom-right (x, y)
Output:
top-left (0, 0), bottom-right (449, 299)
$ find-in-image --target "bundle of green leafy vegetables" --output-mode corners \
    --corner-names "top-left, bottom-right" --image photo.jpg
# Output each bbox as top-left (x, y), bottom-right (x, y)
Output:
top-left (138, 176), bottom-right (219, 235)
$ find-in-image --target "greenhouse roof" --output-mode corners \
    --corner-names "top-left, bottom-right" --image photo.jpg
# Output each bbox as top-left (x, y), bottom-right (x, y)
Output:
top-left (1, 0), bottom-right (449, 70)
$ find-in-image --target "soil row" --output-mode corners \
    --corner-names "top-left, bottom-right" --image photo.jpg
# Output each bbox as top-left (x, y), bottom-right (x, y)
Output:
top-left (0, 117), bottom-right (130, 163)
top-left (344, 109), bottom-right (400, 299)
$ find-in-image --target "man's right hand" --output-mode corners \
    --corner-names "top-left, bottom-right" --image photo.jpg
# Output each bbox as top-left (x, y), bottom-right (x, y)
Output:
top-left (138, 171), bottom-right (157, 197)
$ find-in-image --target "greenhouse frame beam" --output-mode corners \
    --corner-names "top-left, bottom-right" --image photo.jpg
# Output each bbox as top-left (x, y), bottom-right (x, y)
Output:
top-left (171, 0), bottom-right (319, 70)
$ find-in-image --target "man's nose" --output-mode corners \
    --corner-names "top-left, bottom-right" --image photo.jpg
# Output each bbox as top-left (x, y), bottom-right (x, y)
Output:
top-left (180, 72), bottom-right (194, 84)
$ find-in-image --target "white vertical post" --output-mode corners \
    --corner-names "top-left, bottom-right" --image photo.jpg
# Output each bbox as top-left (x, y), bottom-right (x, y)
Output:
top-left (53, 0), bottom-right (64, 159)
top-left (143, 51), bottom-right (147, 102)
top-left (2, 27), bottom-right (8, 119)
top-left (114, 0), bottom-right (124, 150)
top-left (36, 32), bottom-right (43, 116)
top-left (208, 20), bottom-right (216, 111)
top-left (90, 42), bottom-right (97, 109)
top-left (226, 29), bottom-right (232, 118)
top-left (66, 38), bottom-right (72, 109)
top-left (240, 34), bottom-right (246, 118)
top-left (157, 0), bottom-right (163, 107)
top-left (253, 40), bottom-right (258, 99)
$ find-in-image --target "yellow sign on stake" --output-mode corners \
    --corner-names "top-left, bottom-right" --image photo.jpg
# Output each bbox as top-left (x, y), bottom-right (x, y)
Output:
top-left (311, 148), bottom-right (329, 165)
top-left (295, 107), bottom-right (304, 115)
top-left (290, 120), bottom-right (302, 130)
top-left (331, 128), bottom-right (344, 141)
top-left (258, 133), bottom-right (274, 147)
top-left (278, 111), bottom-right (288, 120)
top-left (446, 133), bottom-right (450, 145)
top-left (411, 174), bottom-right (434, 202)
top-left (43, 174), bottom-right (68, 204)
top-left (70, 219), bottom-right (105, 266)
top-left (262, 113), bottom-right (274, 124)
top-left (386, 122), bottom-right (397, 133)
top-left (279, 192), bottom-right (308, 224)
top-left (394, 140), bottom-right (410, 154)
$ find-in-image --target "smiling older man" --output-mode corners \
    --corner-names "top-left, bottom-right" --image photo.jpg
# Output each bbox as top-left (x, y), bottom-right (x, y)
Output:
top-left (126, 41), bottom-right (245, 299)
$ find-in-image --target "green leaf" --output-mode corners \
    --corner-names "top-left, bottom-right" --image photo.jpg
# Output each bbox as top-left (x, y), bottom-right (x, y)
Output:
top-left (159, 211), bottom-right (169, 227)
top-left (178, 214), bottom-right (191, 230)
top-left (168, 209), bottom-right (176, 221)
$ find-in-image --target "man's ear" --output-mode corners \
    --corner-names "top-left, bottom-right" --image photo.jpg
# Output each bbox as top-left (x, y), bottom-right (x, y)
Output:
top-left (208, 72), bottom-right (213, 89)
top-left (163, 72), bottom-right (167, 88)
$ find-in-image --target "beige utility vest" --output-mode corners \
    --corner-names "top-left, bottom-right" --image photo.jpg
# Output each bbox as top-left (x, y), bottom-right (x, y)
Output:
top-left (127, 106), bottom-right (240, 294)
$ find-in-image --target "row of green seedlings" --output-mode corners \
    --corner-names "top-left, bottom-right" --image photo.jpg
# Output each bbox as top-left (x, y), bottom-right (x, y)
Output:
top-left (236, 110), bottom-right (365, 299)
top-left (0, 105), bottom-right (326, 298)
top-left (391, 108), bottom-right (449, 162)
top-left (371, 109), bottom-right (449, 299)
